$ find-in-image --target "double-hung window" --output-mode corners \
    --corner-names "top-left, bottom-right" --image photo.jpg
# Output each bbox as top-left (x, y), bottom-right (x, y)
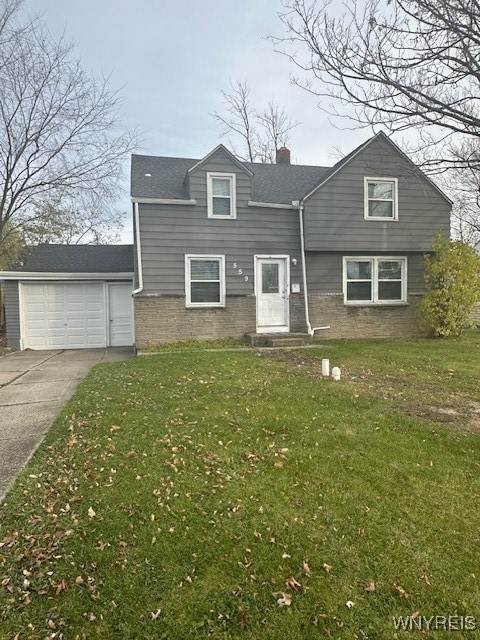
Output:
top-left (364, 177), bottom-right (398, 220)
top-left (185, 255), bottom-right (225, 307)
top-left (207, 172), bottom-right (236, 219)
top-left (344, 257), bottom-right (407, 305)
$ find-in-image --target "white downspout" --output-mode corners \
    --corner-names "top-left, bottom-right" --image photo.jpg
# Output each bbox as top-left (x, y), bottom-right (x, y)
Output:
top-left (296, 200), bottom-right (330, 337)
top-left (296, 200), bottom-right (313, 336)
top-left (132, 201), bottom-right (143, 295)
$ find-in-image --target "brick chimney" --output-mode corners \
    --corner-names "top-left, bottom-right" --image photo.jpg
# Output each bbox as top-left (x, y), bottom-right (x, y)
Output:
top-left (276, 147), bottom-right (291, 164)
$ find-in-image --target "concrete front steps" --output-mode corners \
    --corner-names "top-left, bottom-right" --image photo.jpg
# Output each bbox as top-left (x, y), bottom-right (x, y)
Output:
top-left (246, 332), bottom-right (313, 348)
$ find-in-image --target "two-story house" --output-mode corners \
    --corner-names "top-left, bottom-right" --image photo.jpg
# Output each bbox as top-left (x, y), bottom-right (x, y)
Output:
top-left (131, 132), bottom-right (451, 347)
top-left (0, 131), bottom-right (451, 351)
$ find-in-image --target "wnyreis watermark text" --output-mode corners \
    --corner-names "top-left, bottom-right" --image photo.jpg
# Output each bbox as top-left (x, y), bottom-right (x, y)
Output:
top-left (393, 615), bottom-right (476, 632)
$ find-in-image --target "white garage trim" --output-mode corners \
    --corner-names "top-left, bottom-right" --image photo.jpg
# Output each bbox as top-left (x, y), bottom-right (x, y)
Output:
top-left (1, 271), bottom-right (133, 280)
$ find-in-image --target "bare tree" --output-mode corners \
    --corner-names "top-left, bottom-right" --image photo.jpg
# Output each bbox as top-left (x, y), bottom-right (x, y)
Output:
top-left (275, 0), bottom-right (480, 173)
top-left (446, 170), bottom-right (480, 246)
top-left (212, 80), bottom-right (299, 162)
top-left (0, 0), bottom-right (136, 259)
top-left (23, 193), bottom-right (124, 246)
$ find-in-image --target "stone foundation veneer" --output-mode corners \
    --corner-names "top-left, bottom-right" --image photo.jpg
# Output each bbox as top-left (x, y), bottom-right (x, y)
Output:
top-left (134, 294), bottom-right (306, 347)
top-left (309, 293), bottom-right (425, 339)
top-left (134, 292), bottom-right (424, 347)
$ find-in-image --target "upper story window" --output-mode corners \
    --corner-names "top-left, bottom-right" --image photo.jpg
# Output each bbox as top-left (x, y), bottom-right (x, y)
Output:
top-left (207, 172), bottom-right (236, 219)
top-left (364, 177), bottom-right (398, 220)
top-left (185, 255), bottom-right (226, 308)
top-left (343, 256), bottom-right (407, 305)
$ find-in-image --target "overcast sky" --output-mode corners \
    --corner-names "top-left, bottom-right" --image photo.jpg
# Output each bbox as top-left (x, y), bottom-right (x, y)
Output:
top-left (28, 0), bottom-right (370, 242)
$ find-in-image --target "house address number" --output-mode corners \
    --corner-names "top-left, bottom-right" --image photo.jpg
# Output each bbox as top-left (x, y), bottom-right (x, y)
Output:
top-left (233, 262), bottom-right (248, 281)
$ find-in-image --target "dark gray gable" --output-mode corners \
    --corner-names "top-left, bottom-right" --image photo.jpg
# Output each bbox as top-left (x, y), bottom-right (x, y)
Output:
top-left (304, 131), bottom-right (452, 205)
top-left (16, 244), bottom-right (134, 273)
top-left (188, 144), bottom-right (254, 177)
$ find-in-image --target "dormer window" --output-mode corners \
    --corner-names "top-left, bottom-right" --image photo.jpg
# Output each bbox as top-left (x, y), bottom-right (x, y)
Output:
top-left (364, 177), bottom-right (398, 220)
top-left (207, 172), bottom-right (236, 219)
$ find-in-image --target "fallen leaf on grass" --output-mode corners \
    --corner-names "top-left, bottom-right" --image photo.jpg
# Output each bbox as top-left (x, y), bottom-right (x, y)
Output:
top-left (273, 592), bottom-right (292, 607)
top-left (323, 563), bottom-right (332, 573)
top-left (364, 581), bottom-right (376, 592)
top-left (96, 540), bottom-right (109, 551)
top-left (302, 560), bottom-right (311, 576)
top-left (75, 576), bottom-right (84, 585)
top-left (126, 450), bottom-right (136, 458)
top-left (346, 600), bottom-right (355, 608)
top-left (286, 577), bottom-right (302, 591)
top-left (393, 583), bottom-right (409, 598)
top-left (55, 579), bottom-right (67, 595)
top-left (110, 425), bottom-right (121, 432)
top-left (420, 572), bottom-right (431, 586)
top-left (87, 507), bottom-right (96, 518)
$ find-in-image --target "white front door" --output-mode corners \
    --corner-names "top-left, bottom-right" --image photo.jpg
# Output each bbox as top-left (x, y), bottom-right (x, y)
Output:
top-left (108, 284), bottom-right (133, 347)
top-left (255, 256), bottom-right (289, 333)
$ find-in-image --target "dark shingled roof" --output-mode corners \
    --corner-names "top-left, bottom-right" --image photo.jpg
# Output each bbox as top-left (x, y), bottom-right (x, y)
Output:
top-left (131, 153), bottom-right (331, 204)
top-left (17, 244), bottom-right (134, 273)
top-left (130, 132), bottom-right (452, 206)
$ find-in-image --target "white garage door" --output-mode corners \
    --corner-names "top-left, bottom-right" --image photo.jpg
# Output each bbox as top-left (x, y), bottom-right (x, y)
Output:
top-left (22, 283), bottom-right (107, 349)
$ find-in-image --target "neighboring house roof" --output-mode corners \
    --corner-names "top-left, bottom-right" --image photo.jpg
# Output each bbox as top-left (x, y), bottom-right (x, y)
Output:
top-left (15, 244), bottom-right (134, 273)
top-left (131, 153), bottom-right (329, 205)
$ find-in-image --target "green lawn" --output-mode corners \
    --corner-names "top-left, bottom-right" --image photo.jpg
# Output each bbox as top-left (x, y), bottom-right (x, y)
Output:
top-left (1, 335), bottom-right (480, 639)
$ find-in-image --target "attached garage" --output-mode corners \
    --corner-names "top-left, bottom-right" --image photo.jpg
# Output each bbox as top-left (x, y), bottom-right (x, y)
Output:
top-left (1, 245), bottom-right (134, 350)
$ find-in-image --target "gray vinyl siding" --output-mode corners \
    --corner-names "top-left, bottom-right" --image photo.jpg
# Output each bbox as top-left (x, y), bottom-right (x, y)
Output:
top-left (140, 147), bottom-right (302, 295)
top-left (4, 280), bottom-right (20, 349)
top-left (306, 252), bottom-right (426, 294)
top-left (139, 203), bottom-right (302, 295)
top-left (304, 135), bottom-right (451, 252)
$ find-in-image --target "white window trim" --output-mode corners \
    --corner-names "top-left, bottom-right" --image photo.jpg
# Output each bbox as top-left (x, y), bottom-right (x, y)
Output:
top-left (364, 177), bottom-right (398, 221)
top-left (343, 256), bottom-right (408, 306)
top-left (207, 172), bottom-right (236, 219)
top-left (185, 254), bottom-right (226, 308)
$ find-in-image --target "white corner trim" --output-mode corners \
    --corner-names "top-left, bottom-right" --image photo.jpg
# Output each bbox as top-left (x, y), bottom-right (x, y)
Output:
top-left (131, 197), bottom-right (197, 205)
top-left (132, 200), bottom-right (143, 296)
top-left (247, 201), bottom-right (297, 210)
top-left (18, 282), bottom-right (25, 351)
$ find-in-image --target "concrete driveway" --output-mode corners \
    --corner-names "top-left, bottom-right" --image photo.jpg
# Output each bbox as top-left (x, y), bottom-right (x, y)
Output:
top-left (0, 348), bottom-right (133, 503)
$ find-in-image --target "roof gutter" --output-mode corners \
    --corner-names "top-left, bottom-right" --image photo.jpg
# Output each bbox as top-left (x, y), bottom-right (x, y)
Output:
top-left (132, 201), bottom-right (143, 295)
top-left (295, 200), bottom-right (330, 337)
